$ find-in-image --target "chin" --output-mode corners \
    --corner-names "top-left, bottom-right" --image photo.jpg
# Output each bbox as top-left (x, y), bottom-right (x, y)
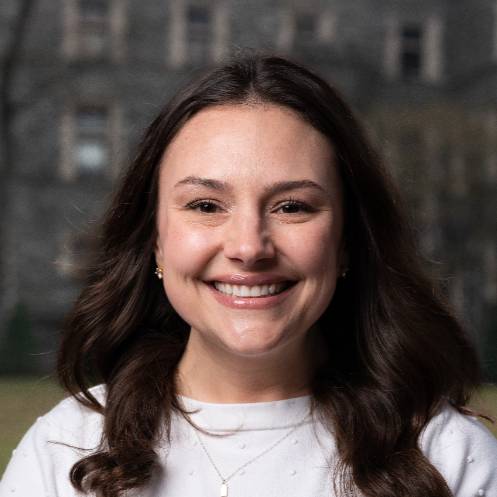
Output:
top-left (218, 328), bottom-right (295, 358)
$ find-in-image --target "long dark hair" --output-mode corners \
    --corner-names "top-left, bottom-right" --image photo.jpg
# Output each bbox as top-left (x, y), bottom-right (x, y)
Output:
top-left (57, 53), bottom-right (481, 497)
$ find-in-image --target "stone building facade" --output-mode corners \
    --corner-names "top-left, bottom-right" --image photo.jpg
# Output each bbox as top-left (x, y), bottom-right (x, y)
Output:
top-left (0, 0), bottom-right (496, 373)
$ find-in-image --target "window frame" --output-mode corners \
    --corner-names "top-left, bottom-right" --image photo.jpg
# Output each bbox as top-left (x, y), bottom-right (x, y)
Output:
top-left (62, 0), bottom-right (126, 61)
top-left (59, 102), bottom-right (122, 182)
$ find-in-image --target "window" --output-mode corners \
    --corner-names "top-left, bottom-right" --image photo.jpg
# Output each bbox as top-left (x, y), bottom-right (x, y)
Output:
top-left (63, 0), bottom-right (126, 60)
top-left (168, 2), bottom-right (229, 68)
top-left (187, 4), bottom-right (212, 63)
top-left (80, 0), bottom-right (107, 19)
top-left (295, 13), bottom-right (317, 42)
top-left (400, 24), bottom-right (423, 80)
top-left (60, 105), bottom-right (113, 181)
top-left (277, 8), bottom-right (335, 53)
top-left (74, 107), bottom-right (109, 174)
top-left (385, 16), bottom-right (442, 82)
top-left (77, 0), bottom-right (110, 57)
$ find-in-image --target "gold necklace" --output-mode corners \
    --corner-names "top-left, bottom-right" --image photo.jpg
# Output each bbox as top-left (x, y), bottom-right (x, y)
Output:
top-left (192, 410), bottom-right (311, 497)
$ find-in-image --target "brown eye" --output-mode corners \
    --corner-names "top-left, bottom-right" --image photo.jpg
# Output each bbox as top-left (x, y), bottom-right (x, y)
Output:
top-left (276, 200), bottom-right (313, 214)
top-left (186, 200), bottom-right (221, 213)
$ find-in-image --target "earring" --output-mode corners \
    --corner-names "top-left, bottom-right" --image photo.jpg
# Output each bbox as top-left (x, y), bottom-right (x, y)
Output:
top-left (341, 268), bottom-right (349, 278)
top-left (154, 266), bottom-right (164, 280)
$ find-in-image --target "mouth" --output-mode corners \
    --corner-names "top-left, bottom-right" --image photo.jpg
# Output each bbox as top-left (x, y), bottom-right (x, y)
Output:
top-left (209, 281), bottom-right (296, 298)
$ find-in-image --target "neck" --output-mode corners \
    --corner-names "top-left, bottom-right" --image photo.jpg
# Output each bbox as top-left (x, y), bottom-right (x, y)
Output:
top-left (176, 331), bottom-right (316, 404)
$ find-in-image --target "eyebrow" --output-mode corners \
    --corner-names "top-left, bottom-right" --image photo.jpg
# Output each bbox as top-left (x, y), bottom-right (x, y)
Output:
top-left (174, 175), bottom-right (327, 195)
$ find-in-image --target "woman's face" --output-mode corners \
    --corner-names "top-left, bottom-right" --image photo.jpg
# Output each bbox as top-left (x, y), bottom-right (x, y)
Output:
top-left (155, 103), bottom-right (346, 358)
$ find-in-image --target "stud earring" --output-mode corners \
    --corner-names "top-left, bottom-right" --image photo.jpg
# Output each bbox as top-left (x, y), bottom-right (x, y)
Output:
top-left (155, 266), bottom-right (164, 280)
top-left (341, 268), bottom-right (349, 278)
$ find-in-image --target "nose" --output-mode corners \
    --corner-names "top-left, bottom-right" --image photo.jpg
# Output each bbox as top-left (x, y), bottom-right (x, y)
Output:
top-left (223, 211), bottom-right (276, 266)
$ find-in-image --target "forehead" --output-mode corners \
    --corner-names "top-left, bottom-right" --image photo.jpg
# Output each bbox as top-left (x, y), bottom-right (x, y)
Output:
top-left (159, 103), bottom-right (337, 188)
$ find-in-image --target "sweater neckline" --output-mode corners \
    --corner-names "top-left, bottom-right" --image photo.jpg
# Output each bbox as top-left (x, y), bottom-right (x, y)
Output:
top-left (177, 394), bottom-right (313, 432)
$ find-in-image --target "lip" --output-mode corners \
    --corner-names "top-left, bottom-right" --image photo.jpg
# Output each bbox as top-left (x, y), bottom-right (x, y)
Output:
top-left (206, 273), bottom-right (295, 286)
top-left (204, 277), bottom-right (298, 310)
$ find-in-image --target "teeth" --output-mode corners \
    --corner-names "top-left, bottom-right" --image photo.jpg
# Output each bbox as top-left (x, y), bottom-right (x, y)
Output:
top-left (213, 282), bottom-right (288, 297)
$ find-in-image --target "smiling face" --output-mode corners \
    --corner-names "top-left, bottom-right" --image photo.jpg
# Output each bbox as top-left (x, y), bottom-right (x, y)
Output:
top-left (155, 103), bottom-right (346, 360)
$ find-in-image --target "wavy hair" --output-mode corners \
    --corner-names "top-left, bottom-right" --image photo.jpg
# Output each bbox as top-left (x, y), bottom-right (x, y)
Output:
top-left (57, 53), bottom-right (481, 497)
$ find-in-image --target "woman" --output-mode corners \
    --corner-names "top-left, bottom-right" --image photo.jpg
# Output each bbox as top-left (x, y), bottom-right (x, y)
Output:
top-left (1, 54), bottom-right (496, 497)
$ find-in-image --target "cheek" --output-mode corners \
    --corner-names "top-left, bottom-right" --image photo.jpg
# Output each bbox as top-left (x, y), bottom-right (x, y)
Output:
top-left (281, 222), bottom-right (341, 278)
top-left (158, 219), bottom-right (217, 324)
top-left (161, 218), bottom-right (217, 277)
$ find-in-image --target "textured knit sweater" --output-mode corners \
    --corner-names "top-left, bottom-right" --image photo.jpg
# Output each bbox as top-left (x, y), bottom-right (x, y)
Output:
top-left (1, 384), bottom-right (496, 497)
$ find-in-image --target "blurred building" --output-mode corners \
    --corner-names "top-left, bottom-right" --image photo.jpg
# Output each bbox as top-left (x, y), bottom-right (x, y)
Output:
top-left (0, 0), bottom-right (496, 373)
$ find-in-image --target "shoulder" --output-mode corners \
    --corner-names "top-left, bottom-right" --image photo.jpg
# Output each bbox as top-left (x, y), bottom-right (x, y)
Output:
top-left (11, 383), bottom-right (107, 457)
top-left (0, 385), bottom-right (107, 496)
top-left (38, 383), bottom-right (106, 448)
top-left (420, 403), bottom-right (497, 497)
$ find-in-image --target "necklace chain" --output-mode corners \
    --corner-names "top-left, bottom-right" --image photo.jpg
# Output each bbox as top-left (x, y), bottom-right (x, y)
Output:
top-left (192, 409), bottom-right (311, 495)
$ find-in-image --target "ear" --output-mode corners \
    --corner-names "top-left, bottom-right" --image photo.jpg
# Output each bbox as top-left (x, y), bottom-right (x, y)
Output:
top-left (154, 238), bottom-right (164, 267)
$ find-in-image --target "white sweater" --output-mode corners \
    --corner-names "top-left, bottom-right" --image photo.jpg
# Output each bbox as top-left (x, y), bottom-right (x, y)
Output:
top-left (1, 385), bottom-right (496, 497)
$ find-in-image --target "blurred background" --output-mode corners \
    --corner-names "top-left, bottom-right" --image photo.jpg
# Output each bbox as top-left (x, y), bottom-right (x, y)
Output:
top-left (0, 0), bottom-right (496, 471)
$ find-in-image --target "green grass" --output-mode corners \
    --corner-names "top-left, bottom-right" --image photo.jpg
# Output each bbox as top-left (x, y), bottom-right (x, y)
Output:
top-left (0, 376), bottom-right (65, 475)
top-left (1, 378), bottom-right (496, 476)
top-left (469, 383), bottom-right (497, 435)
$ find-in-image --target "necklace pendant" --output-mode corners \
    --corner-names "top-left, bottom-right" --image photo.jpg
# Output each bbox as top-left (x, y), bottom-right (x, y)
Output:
top-left (220, 482), bottom-right (228, 497)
